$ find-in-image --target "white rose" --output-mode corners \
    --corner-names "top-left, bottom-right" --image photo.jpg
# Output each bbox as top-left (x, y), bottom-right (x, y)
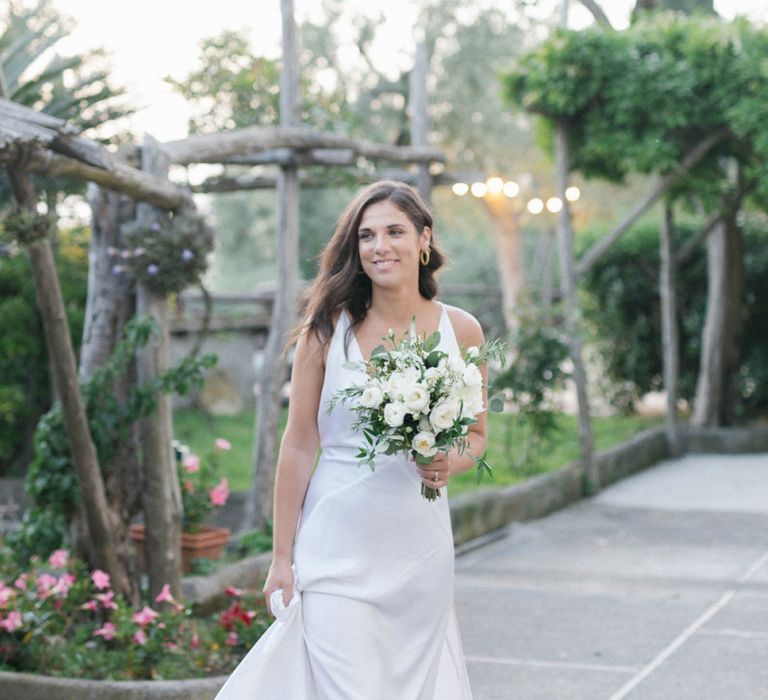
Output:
top-left (359, 383), bottom-right (384, 408)
top-left (430, 399), bottom-right (460, 432)
top-left (462, 363), bottom-right (483, 387)
top-left (466, 346), bottom-right (480, 359)
top-left (457, 384), bottom-right (485, 418)
top-left (384, 372), bottom-right (406, 400)
top-left (411, 431), bottom-right (438, 457)
top-left (383, 401), bottom-right (407, 427)
top-left (403, 383), bottom-right (430, 413)
top-left (448, 356), bottom-right (467, 374)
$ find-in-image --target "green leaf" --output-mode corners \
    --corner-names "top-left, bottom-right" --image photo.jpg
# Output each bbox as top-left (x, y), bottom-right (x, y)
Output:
top-left (370, 345), bottom-right (386, 358)
top-left (424, 331), bottom-right (441, 353)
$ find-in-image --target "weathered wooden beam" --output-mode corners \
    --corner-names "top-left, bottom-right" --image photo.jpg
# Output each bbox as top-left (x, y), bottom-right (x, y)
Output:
top-left (576, 130), bottom-right (726, 277)
top-left (161, 125), bottom-right (445, 165)
top-left (0, 141), bottom-right (192, 209)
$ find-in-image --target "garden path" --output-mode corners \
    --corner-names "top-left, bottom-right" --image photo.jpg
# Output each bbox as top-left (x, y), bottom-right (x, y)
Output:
top-left (455, 452), bottom-right (768, 700)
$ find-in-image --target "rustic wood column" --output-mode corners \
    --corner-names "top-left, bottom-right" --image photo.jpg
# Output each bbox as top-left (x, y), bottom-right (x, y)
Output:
top-left (135, 135), bottom-right (183, 599)
top-left (659, 200), bottom-right (680, 453)
top-left (409, 40), bottom-right (432, 204)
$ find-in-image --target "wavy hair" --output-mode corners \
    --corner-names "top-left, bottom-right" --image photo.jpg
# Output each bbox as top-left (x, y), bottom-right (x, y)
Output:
top-left (293, 180), bottom-right (447, 354)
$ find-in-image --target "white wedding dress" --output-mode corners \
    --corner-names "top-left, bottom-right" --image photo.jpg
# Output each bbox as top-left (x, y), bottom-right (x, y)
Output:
top-left (216, 303), bottom-right (473, 699)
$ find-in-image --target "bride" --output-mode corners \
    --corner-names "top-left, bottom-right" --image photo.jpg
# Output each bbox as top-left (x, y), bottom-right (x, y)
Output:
top-left (217, 180), bottom-right (486, 699)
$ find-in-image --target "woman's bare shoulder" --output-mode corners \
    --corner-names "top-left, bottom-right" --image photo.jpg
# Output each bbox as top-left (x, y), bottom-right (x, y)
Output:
top-left (442, 303), bottom-right (484, 347)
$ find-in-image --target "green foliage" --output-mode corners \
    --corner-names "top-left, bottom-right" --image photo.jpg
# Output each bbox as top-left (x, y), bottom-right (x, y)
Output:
top-left (579, 214), bottom-right (768, 414)
top-left (0, 227), bottom-right (88, 474)
top-left (6, 317), bottom-right (217, 561)
top-left (503, 14), bottom-right (768, 206)
top-left (492, 309), bottom-right (571, 472)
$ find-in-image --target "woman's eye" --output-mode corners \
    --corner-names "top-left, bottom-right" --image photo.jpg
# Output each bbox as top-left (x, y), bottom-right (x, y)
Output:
top-left (389, 229), bottom-right (402, 236)
top-left (359, 232), bottom-right (372, 241)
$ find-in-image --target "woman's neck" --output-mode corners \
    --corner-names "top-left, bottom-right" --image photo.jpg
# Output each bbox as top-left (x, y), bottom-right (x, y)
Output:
top-left (367, 287), bottom-right (435, 328)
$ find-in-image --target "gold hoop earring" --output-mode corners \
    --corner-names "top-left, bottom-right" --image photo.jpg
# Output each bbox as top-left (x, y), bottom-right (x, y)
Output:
top-left (420, 247), bottom-right (431, 266)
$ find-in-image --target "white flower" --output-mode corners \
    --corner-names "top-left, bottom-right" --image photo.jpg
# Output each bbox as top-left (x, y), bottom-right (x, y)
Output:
top-left (418, 414), bottom-right (432, 432)
top-left (360, 383), bottom-right (384, 408)
top-left (430, 399), bottom-right (460, 432)
top-left (466, 346), bottom-right (480, 359)
top-left (458, 384), bottom-right (485, 418)
top-left (411, 431), bottom-right (438, 457)
top-left (403, 384), bottom-right (430, 413)
top-left (383, 401), bottom-right (407, 427)
top-left (424, 367), bottom-right (443, 387)
top-left (462, 363), bottom-right (483, 387)
top-left (385, 370), bottom-right (416, 400)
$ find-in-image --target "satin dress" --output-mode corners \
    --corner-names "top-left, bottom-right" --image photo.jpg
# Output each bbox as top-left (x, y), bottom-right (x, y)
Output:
top-left (216, 303), bottom-right (473, 699)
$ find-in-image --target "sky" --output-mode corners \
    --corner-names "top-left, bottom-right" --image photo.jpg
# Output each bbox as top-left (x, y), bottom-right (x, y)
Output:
top-left (45, 0), bottom-right (768, 142)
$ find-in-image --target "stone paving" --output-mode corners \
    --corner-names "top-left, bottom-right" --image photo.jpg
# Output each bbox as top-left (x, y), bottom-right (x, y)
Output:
top-left (455, 453), bottom-right (768, 700)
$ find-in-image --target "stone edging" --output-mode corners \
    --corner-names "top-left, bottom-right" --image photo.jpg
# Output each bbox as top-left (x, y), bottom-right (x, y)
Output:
top-left (0, 670), bottom-right (227, 700)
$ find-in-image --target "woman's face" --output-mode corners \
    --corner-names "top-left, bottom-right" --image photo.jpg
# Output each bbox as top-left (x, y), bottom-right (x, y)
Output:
top-left (357, 199), bottom-right (430, 290)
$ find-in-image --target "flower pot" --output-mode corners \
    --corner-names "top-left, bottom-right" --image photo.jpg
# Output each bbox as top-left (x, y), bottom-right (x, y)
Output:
top-left (130, 524), bottom-right (231, 574)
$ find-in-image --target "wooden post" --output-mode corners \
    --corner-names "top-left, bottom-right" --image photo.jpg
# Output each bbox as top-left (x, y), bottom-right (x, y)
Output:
top-left (135, 135), bottom-right (183, 599)
top-left (659, 200), bottom-right (680, 453)
top-left (410, 40), bottom-right (432, 204)
top-left (243, 0), bottom-right (301, 532)
top-left (555, 122), bottom-right (597, 493)
top-left (5, 167), bottom-right (131, 596)
top-left (555, 0), bottom-right (596, 493)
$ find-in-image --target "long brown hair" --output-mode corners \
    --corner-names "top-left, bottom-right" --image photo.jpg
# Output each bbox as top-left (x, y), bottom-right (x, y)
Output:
top-left (293, 180), bottom-right (446, 354)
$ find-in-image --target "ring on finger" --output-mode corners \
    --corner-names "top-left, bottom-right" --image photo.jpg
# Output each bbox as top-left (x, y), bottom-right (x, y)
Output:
top-left (433, 470), bottom-right (439, 482)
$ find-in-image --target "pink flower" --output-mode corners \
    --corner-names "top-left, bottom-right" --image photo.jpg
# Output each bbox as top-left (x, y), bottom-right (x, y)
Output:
top-left (226, 631), bottom-right (238, 646)
top-left (133, 629), bottom-right (148, 645)
top-left (81, 600), bottom-right (99, 612)
top-left (183, 454), bottom-right (201, 473)
top-left (164, 641), bottom-right (179, 650)
top-left (131, 606), bottom-right (159, 628)
top-left (52, 573), bottom-right (76, 597)
top-left (0, 585), bottom-right (15, 607)
top-left (225, 586), bottom-right (243, 598)
top-left (96, 590), bottom-right (118, 610)
top-left (155, 583), bottom-right (175, 604)
top-left (214, 438), bottom-right (232, 451)
top-left (36, 573), bottom-right (57, 598)
top-left (190, 634), bottom-right (200, 649)
top-left (209, 478), bottom-right (230, 507)
top-left (48, 549), bottom-right (69, 569)
top-left (91, 569), bottom-right (111, 590)
top-left (14, 576), bottom-right (27, 591)
top-left (0, 611), bottom-right (22, 632)
top-left (93, 621), bottom-right (117, 640)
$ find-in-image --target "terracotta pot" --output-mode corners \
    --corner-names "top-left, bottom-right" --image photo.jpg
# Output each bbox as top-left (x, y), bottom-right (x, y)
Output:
top-left (129, 524), bottom-right (231, 574)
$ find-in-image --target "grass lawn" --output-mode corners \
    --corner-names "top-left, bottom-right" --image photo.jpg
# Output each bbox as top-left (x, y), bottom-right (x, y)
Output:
top-left (173, 407), bottom-right (663, 496)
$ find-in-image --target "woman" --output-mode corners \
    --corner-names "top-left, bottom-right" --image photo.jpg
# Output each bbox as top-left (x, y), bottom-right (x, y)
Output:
top-left (217, 181), bottom-right (486, 699)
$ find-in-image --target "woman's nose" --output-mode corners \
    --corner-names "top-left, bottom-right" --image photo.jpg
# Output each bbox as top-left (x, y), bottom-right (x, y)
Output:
top-left (372, 232), bottom-right (388, 252)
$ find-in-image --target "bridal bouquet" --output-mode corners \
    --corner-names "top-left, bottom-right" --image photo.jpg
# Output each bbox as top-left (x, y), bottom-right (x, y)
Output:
top-left (328, 320), bottom-right (504, 501)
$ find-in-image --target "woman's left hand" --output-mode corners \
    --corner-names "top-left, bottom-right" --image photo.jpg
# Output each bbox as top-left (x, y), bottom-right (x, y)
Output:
top-left (417, 451), bottom-right (451, 490)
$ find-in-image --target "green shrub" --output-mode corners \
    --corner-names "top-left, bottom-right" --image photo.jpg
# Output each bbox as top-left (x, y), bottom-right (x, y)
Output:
top-left (579, 213), bottom-right (768, 415)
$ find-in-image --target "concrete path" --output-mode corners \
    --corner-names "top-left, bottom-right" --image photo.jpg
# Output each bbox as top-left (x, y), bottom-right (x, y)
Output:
top-left (455, 453), bottom-right (768, 700)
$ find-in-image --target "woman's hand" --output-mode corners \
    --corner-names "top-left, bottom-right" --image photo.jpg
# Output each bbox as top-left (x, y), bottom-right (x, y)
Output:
top-left (262, 557), bottom-right (294, 617)
top-left (416, 450), bottom-right (452, 490)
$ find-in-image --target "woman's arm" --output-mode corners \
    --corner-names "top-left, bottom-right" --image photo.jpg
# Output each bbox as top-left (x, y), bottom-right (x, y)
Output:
top-left (263, 327), bottom-right (325, 614)
top-left (417, 307), bottom-right (488, 489)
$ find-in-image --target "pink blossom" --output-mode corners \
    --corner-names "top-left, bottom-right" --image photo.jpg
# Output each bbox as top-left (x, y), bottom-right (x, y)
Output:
top-left (183, 454), bottom-right (201, 473)
top-left (14, 576), bottom-right (27, 591)
top-left (96, 590), bottom-right (118, 610)
top-left (81, 599), bottom-right (99, 612)
top-left (0, 585), bottom-right (15, 607)
top-left (0, 610), bottom-right (22, 632)
top-left (131, 606), bottom-right (159, 628)
top-left (225, 586), bottom-right (243, 598)
top-left (93, 621), bottom-right (117, 640)
top-left (91, 569), bottom-right (111, 590)
top-left (226, 631), bottom-right (238, 646)
top-left (164, 641), bottom-right (179, 650)
top-left (190, 634), bottom-right (200, 649)
top-left (52, 573), bottom-right (76, 597)
top-left (36, 573), bottom-right (57, 598)
top-left (209, 478), bottom-right (230, 507)
top-left (214, 438), bottom-right (232, 451)
top-left (133, 629), bottom-right (148, 645)
top-left (154, 583), bottom-right (175, 604)
top-left (48, 549), bottom-right (69, 569)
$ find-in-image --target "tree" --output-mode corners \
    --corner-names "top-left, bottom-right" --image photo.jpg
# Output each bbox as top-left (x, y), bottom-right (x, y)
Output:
top-left (504, 13), bottom-right (768, 425)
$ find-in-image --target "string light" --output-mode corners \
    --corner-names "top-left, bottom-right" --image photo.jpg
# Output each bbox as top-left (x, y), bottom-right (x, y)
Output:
top-left (546, 197), bottom-right (563, 213)
top-left (486, 176), bottom-right (504, 194)
top-left (565, 186), bottom-right (581, 202)
top-left (471, 182), bottom-right (488, 197)
top-left (452, 182), bottom-right (469, 196)
top-left (527, 198), bottom-right (544, 214)
top-left (503, 181), bottom-right (519, 197)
